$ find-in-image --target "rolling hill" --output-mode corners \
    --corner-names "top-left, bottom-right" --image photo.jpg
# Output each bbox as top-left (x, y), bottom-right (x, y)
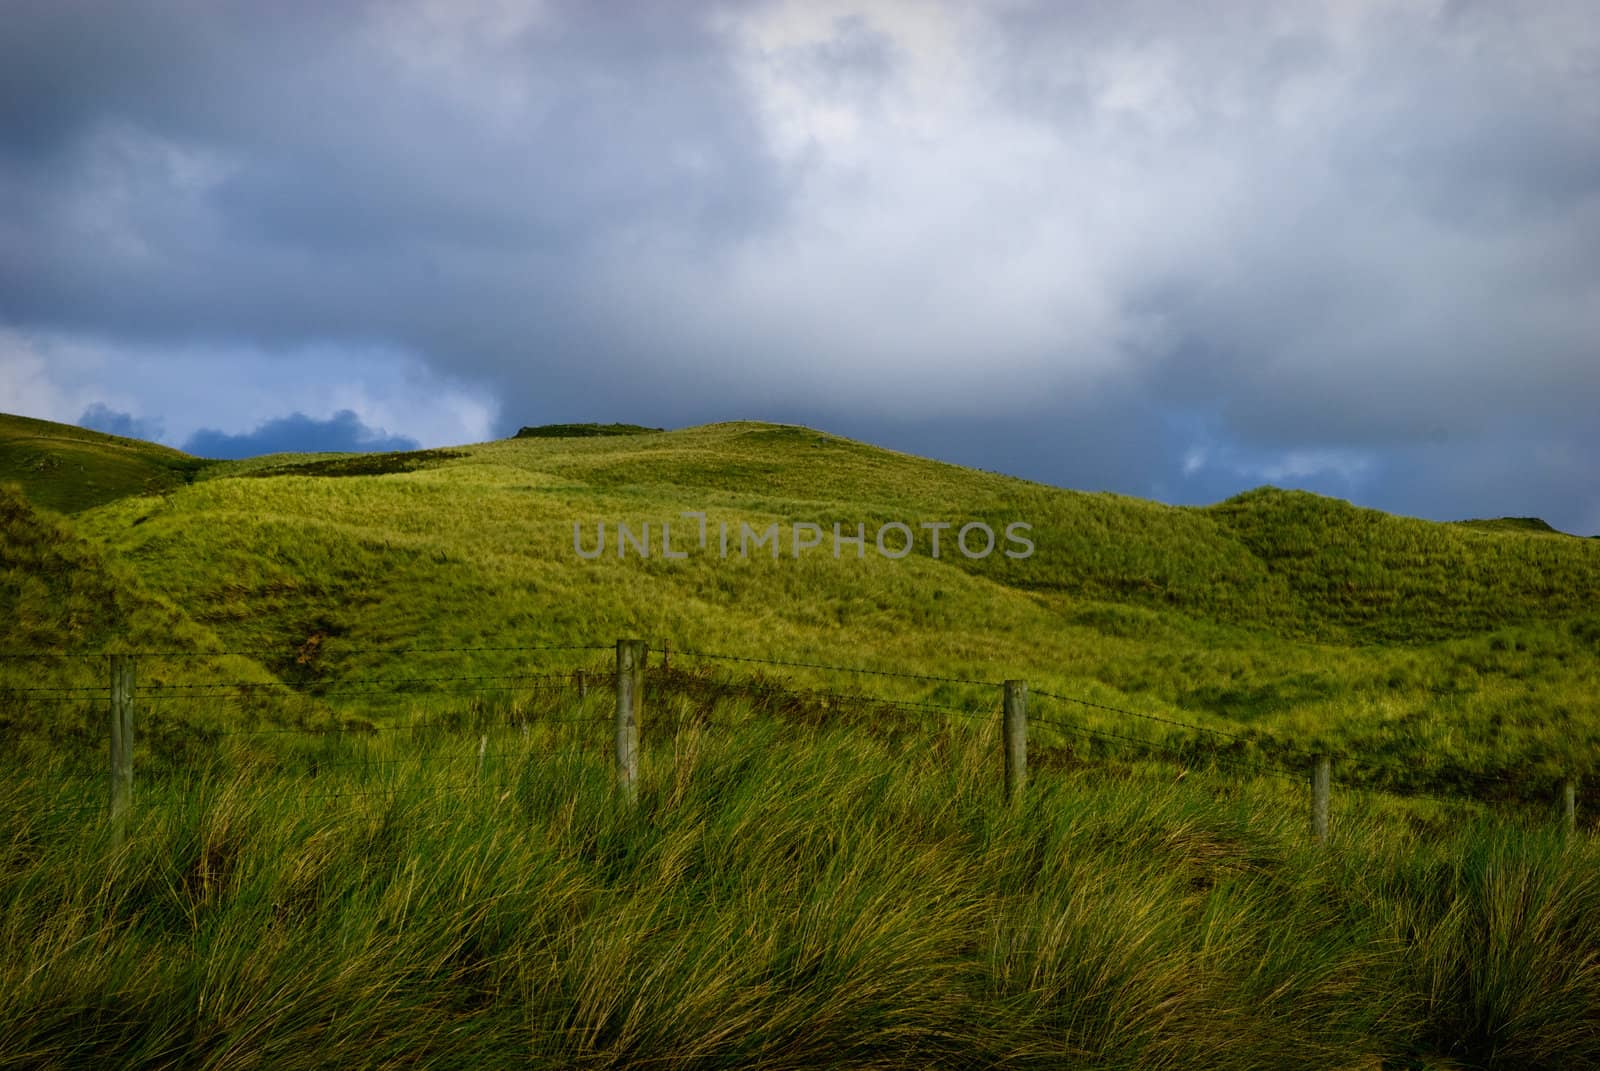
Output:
top-left (5, 411), bottom-right (1600, 1071)
top-left (3, 410), bottom-right (1597, 781)
top-left (0, 412), bottom-right (209, 514)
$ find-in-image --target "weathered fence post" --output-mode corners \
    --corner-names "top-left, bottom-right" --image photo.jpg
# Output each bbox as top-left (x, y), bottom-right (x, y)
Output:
top-left (1003, 679), bottom-right (1027, 804)
top-left (478, 734), bottom-right (488, 776)
top-left (1562, 777), bottom-right (1577, 837)
top-left (615, 639), bottom-right (646, 803)
top-left (109, 653), bottom-right (135, 842)
top-left (575, 669), bottom-right (588, 699)
top-left (1310, 754), bottom-right (1331, 843)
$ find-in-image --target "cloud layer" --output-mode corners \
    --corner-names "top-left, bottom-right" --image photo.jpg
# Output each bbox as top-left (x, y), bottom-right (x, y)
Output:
top-left (2, 0), bottom-right (1597, 531)
top-left (183, 410), bottom-right (419, 460)
top-left (78, 403), bottom-right (164, 442)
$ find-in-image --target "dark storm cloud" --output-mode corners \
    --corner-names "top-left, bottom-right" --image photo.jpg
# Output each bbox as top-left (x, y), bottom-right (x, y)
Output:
top-left (981, 0), bottom-right (1600, 445)
top-left (1, 1), bottom-right (1597, 532)
top-left (184, 410), bottom-right (418, 459)
top-left (78, 403), bottom-right (164, 442)
top-left (0, 0), bottom-right (786, 345)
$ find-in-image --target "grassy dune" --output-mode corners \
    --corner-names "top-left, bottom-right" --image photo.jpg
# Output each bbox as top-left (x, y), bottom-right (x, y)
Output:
top-left (23, 417), bottom-right (1597, 785)
top-left (4, 413), bottom-right (1600, 1068)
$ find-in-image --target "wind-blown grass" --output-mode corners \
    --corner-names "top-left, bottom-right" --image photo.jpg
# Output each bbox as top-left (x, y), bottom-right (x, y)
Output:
top-left (5, 413), bottom-right (1599, 1067)
top-left (2, 695), bottom-right (1596, 1070)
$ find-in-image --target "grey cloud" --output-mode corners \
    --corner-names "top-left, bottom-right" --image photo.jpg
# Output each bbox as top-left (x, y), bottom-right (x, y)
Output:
top-left (77, 403), bottom-right (164, 442)
top-left (0, 0), bottom-right (786, 345)
top-left (183, 410), bottom-right (418, 459)
top-left (981, 0), bottom-right (1600, 439)
top-left (2, 1), bottom-right (1597, 534)
top-left (1345, 433), bottom-right (1600, 539)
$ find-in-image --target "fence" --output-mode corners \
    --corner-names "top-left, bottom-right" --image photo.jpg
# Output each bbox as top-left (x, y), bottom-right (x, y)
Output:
top-left (0, 638), bottom-right (1587, 844)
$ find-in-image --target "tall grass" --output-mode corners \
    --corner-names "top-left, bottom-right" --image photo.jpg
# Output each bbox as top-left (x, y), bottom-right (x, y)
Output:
top-left (6, 415), bottom-right (1600, 1067)
top-left (3, 694), bottom-right (1596, 1070)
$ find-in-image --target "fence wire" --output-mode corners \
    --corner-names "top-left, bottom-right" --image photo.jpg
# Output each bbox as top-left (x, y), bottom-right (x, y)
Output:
top-left (1, 639), bottom-right (1588, 819)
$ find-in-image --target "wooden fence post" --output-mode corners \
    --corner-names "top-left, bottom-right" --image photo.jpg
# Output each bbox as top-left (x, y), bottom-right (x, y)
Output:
top-left (1003, 680), bottom-right (1027, 803)
top-left (109, 653), bottom-right (135, 841)
top-left (575, 669), bottom-right (588, 699)
top-left (478, 734), bottom-right (488, 776)
top-left (1562, 777), bottom-right (1577, 837)
top-left (1310, 754), bottom-right (1331, 843)
top-left (615, 639), bottom-right (646, 803)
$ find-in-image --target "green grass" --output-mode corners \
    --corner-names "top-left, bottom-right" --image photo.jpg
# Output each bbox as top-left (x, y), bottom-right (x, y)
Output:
top-left (223, 448), bottom-right (470, 480)
top-left (4, 413), bottom-right (1600, 1067)
top-left (516, 422), bottom-right (666, 438)
top-left (8, 418), bottom-right (1588, 787)
top-left (0, 481), bottom-right (228, 657)
top-left (0, 413), bottom-right (210, 514)
top-left (1453, 516), bottom-right (1568, 536)
top-left (2, 694), bottom-right (1596, 1070)
top-left (1207, 488), bottom-right (1600, 641)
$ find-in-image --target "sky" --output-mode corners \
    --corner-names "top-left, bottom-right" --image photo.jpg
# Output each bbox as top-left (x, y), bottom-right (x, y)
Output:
top-left (2, 0), bottom-right (1597, 533)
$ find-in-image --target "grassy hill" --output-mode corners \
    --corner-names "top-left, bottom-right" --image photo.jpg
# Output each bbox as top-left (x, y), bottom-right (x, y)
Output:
top-left (0, 485), bottom-right (322, 766)
top-left (1205, 487), bottom-right (1600, 641)
top-left (0, 412), bottom-right (209, 514)
top-left (0, 483), bottom-right (206, 654)
top-left (5, 414), bottom-right (1600, 1070)
top-left (515, 422), bottom-right (665, 438)
top-left (1454, 516), bottom-right (1568, 535)
top-left (0, 415), bottom-right (1582, 784)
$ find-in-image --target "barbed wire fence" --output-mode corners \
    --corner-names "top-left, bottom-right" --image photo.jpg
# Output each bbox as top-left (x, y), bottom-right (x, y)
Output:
top-left (0, 638), bottom-right (1586, 841)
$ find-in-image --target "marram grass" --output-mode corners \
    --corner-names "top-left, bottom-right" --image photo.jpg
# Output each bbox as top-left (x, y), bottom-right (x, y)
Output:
top-left (2, 696), bottom-right (1598, 1071)
top-left (5, 413), bottom-right (1600, 1068)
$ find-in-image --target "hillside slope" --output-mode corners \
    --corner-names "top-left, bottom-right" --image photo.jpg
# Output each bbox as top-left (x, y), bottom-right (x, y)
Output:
top-left (1207, 487), bottom-right (1600, 642)
top-left (0, 412), bottom-right (208, 514)
top-left (0, 484), bottom-right (213, 654)
top-left (32, 420), bottom-right (1596, 776)
top-left (0, 485), bottom-right (313, 761)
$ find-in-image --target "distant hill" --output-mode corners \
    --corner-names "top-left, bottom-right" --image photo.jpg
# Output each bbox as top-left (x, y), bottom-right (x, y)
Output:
top-left (221, 447), bottom-right (469, 480)
top-left (514, 423), bottom-right (664, 438)
top-left (1453, 516), bottom-right (1567, 535)
top-left (0, 412), bottom-right (209, 513)
top-left (1204, 488), bottom-right (1600, 641)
